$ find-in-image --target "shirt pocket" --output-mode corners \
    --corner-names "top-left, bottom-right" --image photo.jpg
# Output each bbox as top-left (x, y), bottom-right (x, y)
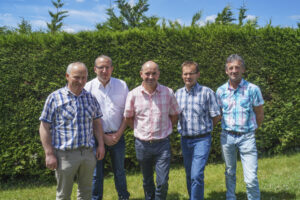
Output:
top-left (192, 102), bottom-right (205, 117)
top-left (110, 94), bottom-right (126, 109)
top-left (60, 103), bottom-right (76, 120)
top-left (240, 97), bottom-right (251, 110)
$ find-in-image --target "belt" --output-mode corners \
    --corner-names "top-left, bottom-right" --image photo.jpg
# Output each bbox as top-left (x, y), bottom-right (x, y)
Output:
top-left (136, 137), bottom-right (169, 144)
top-left (182, 132), bottom-right (210, 139)
top-left (57, 146), bottom-right (92, 151)
top-left (105, 131), bottom-right (115, 134)
top-left (225, 130), bottom-right (245, 135)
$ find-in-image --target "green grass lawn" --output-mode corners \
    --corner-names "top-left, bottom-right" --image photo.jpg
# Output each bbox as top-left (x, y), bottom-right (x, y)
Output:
top-left (0, 153), bottom-right (299, 200)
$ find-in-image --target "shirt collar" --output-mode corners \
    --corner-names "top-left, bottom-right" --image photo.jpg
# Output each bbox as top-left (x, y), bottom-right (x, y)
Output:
top-left (227, 78), bottom-right (245, 91)
top-left (185, 83), bottom-right (200, 94)
top-left (141, 83), bottom-right (161, 95)
top-left (63, 85), bottom-right (87, 97)
top-left (97, 77), bottom-right (112, 89)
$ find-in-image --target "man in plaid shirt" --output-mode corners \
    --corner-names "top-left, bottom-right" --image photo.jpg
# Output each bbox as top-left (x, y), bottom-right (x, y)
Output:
top-left (124, 61), bottom-right (180, 200)
top-left (39, 62), bottom-right (105, 200)
top-left (175, 61), bottom-right (221, 200)
top-left (216, 54), bottom-right (264, 200)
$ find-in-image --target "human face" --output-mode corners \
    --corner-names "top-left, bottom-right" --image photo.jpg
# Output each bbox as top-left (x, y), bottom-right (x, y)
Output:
top-left (226, 60), bottom-right (245, 84)
top-left (140, 62), bottom-right (160, 89)
top-left (94, 57), bottom-right (113, 86)
top-left (66, 64), bottom-right (87, 96)
top-left (182, 65), bottom-right (200, 91)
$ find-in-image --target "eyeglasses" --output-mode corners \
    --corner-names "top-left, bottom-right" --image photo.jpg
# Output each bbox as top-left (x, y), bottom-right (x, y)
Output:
top-left (183, 71), bottom-right (198, 76)
top-left (95, 65), bottom-right (111, 71)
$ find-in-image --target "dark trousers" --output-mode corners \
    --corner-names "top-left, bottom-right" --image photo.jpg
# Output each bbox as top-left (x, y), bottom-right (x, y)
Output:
top-left (92, 135), bottom-right (129, 200)
top-left (135, 137), bottom-right (171, 200)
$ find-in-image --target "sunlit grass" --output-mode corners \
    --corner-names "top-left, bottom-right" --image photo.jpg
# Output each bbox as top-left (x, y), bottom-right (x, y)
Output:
top-left (1, 153), bottom-right (299, 200)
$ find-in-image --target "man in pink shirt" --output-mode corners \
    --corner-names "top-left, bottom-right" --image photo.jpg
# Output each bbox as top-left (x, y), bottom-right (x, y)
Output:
top-left (124, 61), bottom-right (180, 200)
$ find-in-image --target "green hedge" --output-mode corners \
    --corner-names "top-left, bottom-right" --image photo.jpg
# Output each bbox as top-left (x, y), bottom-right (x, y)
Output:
top-left (0, 25), bottom-right (299, 181)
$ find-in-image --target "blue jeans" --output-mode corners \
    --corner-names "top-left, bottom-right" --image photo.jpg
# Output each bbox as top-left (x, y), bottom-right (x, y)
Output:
top-left (221, 130), bottom-right (260, 200)
top-left (181, 134), bottom-right (211, 200)
top-left (92, 135), bottom-right (129, 200)
top-left (135, 137), bottom-right (171, 200)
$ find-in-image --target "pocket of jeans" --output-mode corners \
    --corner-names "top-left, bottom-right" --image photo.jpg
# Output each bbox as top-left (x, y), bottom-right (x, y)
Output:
top-left (244, 132), bottom-right (255, 139)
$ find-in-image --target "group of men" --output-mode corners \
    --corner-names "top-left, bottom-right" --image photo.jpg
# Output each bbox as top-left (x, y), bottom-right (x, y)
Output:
top-left (39, 54), bottom-right (264, 200)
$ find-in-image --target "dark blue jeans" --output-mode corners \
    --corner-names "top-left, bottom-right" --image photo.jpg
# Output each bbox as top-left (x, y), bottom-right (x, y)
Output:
top-left (92, 135), bottom-right (130, 200)
top-left (181, 134), bottom-right (211, 200)
top-left (135, 137), bottom-right (171, 200)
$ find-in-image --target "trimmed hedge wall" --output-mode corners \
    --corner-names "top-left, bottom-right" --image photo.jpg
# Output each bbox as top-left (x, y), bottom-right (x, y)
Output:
top-left (0, 25), bottom-right (299, 180)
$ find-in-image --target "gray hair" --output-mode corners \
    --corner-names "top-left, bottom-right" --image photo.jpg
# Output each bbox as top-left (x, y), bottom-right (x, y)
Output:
top-left (225, 54), bottom-right (245, 69)
top-left (181, 61), bottom-right (199, 72)
top-left (66, 62), bottom-right (88, 75)
top-left (94, 55), bottom-right (112, 66)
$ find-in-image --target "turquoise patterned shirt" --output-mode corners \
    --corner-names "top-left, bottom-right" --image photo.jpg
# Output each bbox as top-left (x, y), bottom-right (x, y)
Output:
top-left (216, 79), bottom-right (264, 133)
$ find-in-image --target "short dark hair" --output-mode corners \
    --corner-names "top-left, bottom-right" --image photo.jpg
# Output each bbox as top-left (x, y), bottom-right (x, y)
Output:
top-left (181, 61), bottom-right (199, 72)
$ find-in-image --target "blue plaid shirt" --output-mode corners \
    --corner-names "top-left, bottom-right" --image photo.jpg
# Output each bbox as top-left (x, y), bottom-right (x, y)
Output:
top-left (216, 79), bottom-right (264, 133)
top-left (39, 86), bottom-right (102, 150)
top-left (175, 83), bottom-right (220, 136)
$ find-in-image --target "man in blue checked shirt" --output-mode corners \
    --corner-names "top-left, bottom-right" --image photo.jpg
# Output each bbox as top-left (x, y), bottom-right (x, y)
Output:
top-left (216, 54), bottom-right (264, 200)
top-left (39, 62), bottom-right (105, 200)
top-left (175, 61), bottom-right (221, 200)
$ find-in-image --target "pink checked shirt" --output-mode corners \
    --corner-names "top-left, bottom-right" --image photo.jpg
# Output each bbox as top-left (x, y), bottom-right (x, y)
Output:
top-left (124, 84), bottom-right (180, 141)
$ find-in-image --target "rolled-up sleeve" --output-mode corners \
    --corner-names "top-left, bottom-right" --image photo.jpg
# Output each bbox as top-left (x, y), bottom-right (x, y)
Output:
top-left (169, 89), bottom-right (181, 115)
top-left (39, 94), bottom-right (55, 124)
top-left (124, 91), bottom-right (135, 118)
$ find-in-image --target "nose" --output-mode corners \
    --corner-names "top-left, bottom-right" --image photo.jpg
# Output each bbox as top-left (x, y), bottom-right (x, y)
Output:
top-left (78, 78), bottom-right (85, 84)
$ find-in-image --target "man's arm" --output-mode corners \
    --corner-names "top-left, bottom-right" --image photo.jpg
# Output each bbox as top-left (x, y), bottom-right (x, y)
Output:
top-left (39, 121), bottom-right (57, 170)
top-left (254, 105), bottom-right (264, 128)
top-left (124, 117), bottom-right (134, 129)
top-left (93, 118), bottom-right (105, 160)
top-left (169, 114), bottom-right (179, 127)
top-left (212, 115), bottom-right (221, 127)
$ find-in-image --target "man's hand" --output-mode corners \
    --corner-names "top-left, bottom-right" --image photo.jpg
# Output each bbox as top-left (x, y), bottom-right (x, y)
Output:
top-left (96, 145), bottom-right (105, 160)
top-left (45, 153), bottom-right (57, 170)
top-left (103, 132), bottom-right (121, 146)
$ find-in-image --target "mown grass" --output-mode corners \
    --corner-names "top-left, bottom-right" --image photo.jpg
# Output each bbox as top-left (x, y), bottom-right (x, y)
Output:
top-left (0, 153), bottom-right (299, 200)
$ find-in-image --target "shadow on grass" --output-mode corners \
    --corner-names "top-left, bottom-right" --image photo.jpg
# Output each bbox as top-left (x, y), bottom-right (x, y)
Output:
top-left (0, 178), bottom-right (56, 191)
top-left (129, 193), bottom-right (189, 200)
top-left (206, 190), bottom-right (297, 200)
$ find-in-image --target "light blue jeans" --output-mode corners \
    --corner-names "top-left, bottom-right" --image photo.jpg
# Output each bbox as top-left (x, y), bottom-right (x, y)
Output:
top-left (181, 134), bottom-right (211, 200)
top-left (221, 130), bottom-right (260, 200)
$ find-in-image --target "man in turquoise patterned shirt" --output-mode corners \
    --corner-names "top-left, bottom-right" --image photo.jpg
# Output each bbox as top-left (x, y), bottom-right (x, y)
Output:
top-left (216, 54), bottom-right (264, 200)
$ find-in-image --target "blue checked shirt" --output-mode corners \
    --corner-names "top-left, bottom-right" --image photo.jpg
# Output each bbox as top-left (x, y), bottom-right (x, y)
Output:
top-left (39, 86), bottom-right (102, 150)
top-left (175, 83), bottom-right (221, 136)
top-left (216, 79), bottom-right (264, 133)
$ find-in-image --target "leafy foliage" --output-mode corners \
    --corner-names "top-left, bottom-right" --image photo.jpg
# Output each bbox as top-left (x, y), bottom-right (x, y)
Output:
top-left (0, 26), bottom-right (299, 181)
top-left (215, 5), bottom-right (235, 25)
top-left (238, 4), bottom-right (247, 26)
top-left (17, 18), bottom-right (32, 34)
top-left (191, 10), bottom-right (203, 27)
top-left (96, 0), bottom-right (159, 31)
top-left (47, 0), bottom-right (68, 34)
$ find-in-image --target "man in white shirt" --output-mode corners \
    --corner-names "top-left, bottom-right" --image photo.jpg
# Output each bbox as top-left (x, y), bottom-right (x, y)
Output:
top-left (85, 55), bottom-right (130, 200)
